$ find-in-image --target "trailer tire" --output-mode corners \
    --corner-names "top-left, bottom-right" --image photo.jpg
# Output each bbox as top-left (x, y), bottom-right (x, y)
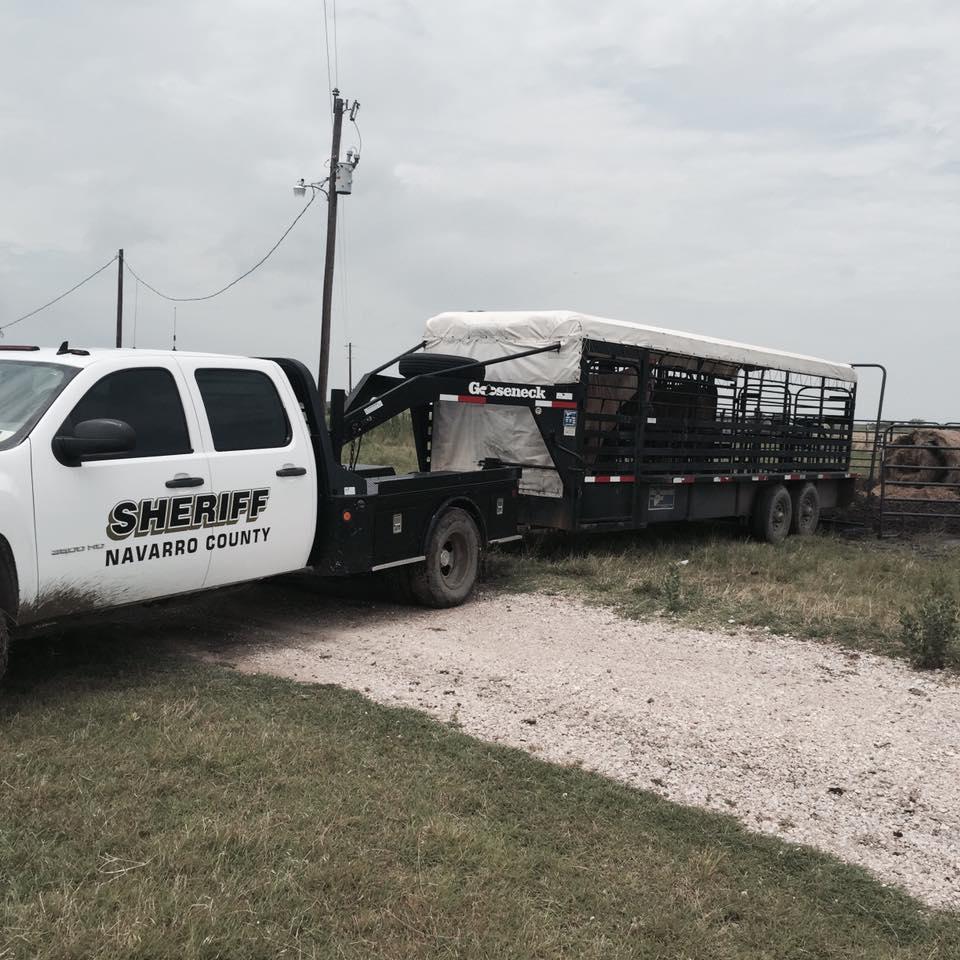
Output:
top-left (398, 353), bottom-right (485, 380)
top-left (752, 484), bottom-right (792, 544)
top-left (790, 482), bottom-right (820, 536)
top-left (410, 507), bottom-right (481, 608)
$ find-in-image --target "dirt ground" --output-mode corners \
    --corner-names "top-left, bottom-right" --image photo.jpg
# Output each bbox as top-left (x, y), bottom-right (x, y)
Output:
top-left (120, 575), bottom-right (960, 912)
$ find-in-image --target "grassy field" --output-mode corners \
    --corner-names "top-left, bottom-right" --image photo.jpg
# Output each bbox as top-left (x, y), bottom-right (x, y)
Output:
top-left (487, 528), bottom-right (960, 664)
top-left (2, 634), bottom-right (959, 959)
top-left (359, 418), bottom-right (960, 665)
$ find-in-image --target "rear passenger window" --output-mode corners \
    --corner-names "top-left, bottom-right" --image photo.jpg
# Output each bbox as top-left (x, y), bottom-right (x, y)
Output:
top-left (63, 367), bottom-right (191, 459)
top-left (195, 369), bottom-right (291, 452)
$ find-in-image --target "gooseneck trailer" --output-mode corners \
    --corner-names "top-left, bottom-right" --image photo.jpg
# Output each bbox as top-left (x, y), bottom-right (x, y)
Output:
top-left (335, 311), bottom-right (858, 542)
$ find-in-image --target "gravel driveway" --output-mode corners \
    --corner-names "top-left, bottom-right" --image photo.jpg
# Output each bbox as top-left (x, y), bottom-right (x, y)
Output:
top-left (191, 587), bottom-right (960, 910)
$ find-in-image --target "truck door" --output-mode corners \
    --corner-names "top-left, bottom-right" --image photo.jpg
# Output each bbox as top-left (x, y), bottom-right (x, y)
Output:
top-left (29, 360), bottom-right (212, 618)
top-left (176, 358), bottom-right (317, 588)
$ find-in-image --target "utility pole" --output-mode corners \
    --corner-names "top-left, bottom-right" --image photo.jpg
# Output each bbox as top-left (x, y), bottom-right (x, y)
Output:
top-left (318, 90), bottom-right (345, 404)
top-left (115, 248), bottom-right (124, 348)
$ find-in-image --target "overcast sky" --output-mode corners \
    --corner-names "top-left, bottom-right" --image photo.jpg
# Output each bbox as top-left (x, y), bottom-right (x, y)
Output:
top-left (1, 0), bottom-right (958, 419)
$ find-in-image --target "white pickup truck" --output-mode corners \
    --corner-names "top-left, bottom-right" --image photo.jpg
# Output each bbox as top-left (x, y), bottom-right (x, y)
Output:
top-left (0, 343), bottom-right (520, 679)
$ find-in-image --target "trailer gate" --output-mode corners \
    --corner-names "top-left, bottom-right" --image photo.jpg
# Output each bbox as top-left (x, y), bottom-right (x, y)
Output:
top-left (879, 422), bottom-right (960, 536)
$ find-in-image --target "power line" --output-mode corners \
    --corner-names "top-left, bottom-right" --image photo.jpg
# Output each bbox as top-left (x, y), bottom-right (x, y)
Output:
top-left (351, 114), bottom-right (362, 154)
top-left (0, 255), bottom-right (118, 335)
top-left (322, 0), bottom-right (334, 113)
top-left (132, 276), bottom-right (140, 348)
top-left (125, 192), bottom-right (317, 303)
top-left (332, 0), bottom-right (340, 87)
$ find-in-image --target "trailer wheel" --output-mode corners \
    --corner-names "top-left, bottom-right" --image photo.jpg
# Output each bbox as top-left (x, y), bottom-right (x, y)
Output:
top-left (410, 507), bottom-right (481, 608)
top-left (752, 484), bottom-right (792, 544)
top-left (398, 353), bottom-right (485, 380)
top-left (790, 482), bottom-right (820, 536)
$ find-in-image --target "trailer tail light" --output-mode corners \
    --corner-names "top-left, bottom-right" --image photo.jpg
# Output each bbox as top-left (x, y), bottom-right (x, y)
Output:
top-left (342, 510), bottom-right (352, 523)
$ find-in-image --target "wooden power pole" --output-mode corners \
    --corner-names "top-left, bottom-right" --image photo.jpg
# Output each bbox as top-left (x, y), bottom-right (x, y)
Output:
top-left (115, 248), bottom-right (124, 348)
top-left (318, 91), bottom-right (345, 404)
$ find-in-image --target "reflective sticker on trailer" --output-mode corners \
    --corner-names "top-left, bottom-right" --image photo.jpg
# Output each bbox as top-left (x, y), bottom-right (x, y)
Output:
top-left (648, 488), bottom-right (676, 511)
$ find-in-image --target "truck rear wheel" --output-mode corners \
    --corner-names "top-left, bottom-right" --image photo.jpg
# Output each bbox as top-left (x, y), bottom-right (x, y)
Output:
top-left (410, 507), bottom-right (481, 608)
top-left (790, 482), bottom-right (821, 536)
top-left (752, 484), bottom-right (792, 544)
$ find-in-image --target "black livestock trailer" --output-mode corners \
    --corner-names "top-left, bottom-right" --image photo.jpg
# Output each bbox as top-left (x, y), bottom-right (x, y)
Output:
top-left (333, 311), bottom-right (860, 543)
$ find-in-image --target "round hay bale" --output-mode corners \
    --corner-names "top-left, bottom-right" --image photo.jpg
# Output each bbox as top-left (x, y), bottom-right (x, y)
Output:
top-left (885, 430), bottom-right (946, 484)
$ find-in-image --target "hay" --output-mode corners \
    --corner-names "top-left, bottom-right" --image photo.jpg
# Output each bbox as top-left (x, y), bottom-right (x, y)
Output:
top-left (884, 429), bottom-right (960, 491)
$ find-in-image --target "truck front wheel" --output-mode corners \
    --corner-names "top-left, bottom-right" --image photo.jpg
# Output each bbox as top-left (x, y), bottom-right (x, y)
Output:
top-left (410, 507), bottom-right (481, 608)
top-left (0, 617), bottom-right (8, 683)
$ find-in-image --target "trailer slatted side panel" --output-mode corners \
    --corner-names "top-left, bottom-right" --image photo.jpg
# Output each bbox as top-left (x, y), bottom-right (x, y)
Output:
top-left (585, 348), bottom-right (855, 479)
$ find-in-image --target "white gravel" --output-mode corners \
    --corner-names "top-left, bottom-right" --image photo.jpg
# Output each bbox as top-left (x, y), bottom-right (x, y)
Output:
top-left (211, 590), bottom-right (960, 910)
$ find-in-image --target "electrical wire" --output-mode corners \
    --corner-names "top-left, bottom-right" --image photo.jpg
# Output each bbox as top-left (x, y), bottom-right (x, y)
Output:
top-left (125, 192), bottom-right (317, 303)
top-left (0, 255), bottom-right (118, 335)
top-left (132, 276), bottom-right (140, 348)
top-left (332, 0), bottom-right (340, 87)
top-left (322, 0), bottom-right (334, 113)
top-left (351, 115), bottom-right (362, 154)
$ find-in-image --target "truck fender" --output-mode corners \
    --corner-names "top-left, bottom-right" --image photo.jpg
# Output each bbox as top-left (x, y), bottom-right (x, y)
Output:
top-left (421, 496), bottom-right (487, 555)
top-left (0, 535), bottom-right (20, 625)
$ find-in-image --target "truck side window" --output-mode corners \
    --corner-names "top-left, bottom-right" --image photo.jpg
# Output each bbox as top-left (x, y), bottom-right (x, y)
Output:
top-left (63, 367), bottom-right (191, 459)
top-left (195, 369), bottom-right (291, 452)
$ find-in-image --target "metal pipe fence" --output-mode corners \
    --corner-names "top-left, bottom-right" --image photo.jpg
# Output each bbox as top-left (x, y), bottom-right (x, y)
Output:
top-left (878, 422), bottom-right (960, 536)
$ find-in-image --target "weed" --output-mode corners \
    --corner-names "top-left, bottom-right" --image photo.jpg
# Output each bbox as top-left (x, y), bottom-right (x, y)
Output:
top-left (899, 579), bottom-right (960, 669)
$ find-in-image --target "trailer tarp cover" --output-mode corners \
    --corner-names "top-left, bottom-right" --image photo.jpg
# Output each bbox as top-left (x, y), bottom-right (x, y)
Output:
top-left (423, 311), bottom-right (855, 498)
top-left (423, 310), bottom-right (857, 384)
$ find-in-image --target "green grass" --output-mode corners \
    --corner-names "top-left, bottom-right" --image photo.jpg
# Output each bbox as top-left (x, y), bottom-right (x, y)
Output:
top-left (488, 528), bottom-right (960, 663)
top-left (350, 412), bottom-right (420, 474)
top-left (2, 634), bottom-right (959, 959)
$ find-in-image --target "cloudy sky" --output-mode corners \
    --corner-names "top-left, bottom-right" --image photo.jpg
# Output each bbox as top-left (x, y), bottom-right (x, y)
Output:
top-left (1, 0), bottom-right (958, 418)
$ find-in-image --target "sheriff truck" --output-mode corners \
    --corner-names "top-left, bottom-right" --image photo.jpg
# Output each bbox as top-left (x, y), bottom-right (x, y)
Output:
top-left (0, 344), bottom-right (519, 679)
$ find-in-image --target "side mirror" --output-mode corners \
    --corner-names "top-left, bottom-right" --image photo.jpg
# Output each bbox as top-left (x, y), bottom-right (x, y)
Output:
top-left (54, 418), bottom-right (136, 466)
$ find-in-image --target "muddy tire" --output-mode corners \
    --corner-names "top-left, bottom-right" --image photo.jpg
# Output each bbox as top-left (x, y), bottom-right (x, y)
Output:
top-left (0, 617), bottom-right (8, 684)
top-left (752, 484), bottom-right (792, 544)
top-left (410, 508), bottom-right (481, 608)
top-left (790, 482), bottom-right (821, 536)
top-left (398, 353), bottom-right (485, 380)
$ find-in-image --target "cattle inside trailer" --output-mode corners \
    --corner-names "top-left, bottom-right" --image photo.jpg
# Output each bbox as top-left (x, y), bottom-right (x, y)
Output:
top-left (333, 311), bottom-right (859, 543)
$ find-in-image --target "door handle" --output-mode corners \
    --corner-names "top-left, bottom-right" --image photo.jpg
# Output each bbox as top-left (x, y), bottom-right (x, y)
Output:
top-left (276, 465), bottom-right (307, 477)
top-left (166, 475), bottom-right (205, 488)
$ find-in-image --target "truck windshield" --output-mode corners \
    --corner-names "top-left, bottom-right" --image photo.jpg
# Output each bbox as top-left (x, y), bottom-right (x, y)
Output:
top-left (0, 360), bottom-right (74, 448)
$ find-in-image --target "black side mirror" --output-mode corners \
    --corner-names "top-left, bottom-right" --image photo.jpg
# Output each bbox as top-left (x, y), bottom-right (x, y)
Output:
top-left (54, 418), bottom-right (136, 466)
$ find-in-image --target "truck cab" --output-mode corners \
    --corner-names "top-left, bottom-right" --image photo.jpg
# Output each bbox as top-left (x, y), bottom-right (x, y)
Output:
top-left (0, 345), bottom-right (519, 678)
